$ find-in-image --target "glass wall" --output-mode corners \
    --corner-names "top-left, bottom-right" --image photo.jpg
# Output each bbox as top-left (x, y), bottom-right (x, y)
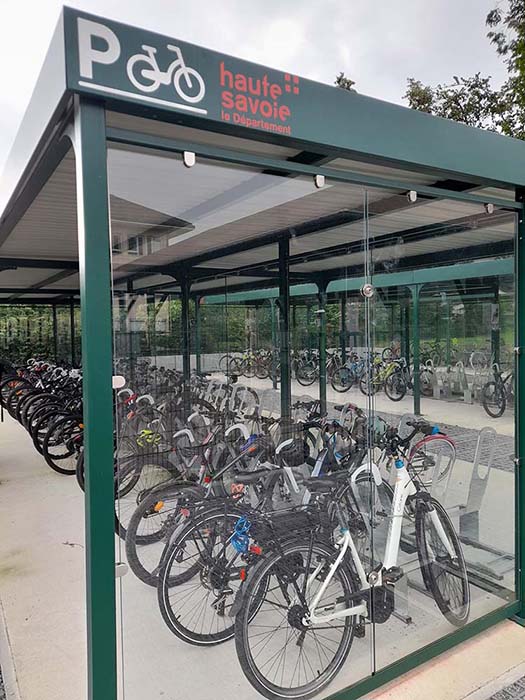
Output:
top-left (0, 303), bottom-right (80, 365)
top-left (107, 138), bottom-right (517, 700)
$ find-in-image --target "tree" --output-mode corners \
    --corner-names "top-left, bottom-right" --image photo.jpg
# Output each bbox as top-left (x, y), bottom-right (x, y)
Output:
top-left (334, 72), bottom-right (356, 91)
top-left (404, 1), bottom-right (525, 139)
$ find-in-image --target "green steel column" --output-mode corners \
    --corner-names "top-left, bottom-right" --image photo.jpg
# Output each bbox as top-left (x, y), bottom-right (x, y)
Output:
top-left (411, 285), bottom-right (421, 415)
top-left (445, 300), bottom-right (451, 366)
top-left (278, 238), bottom-right (291, 419)
top-left (292, 303), bottom-right (297, 353)
top-left (318, 282), bottom-right (328, 415)
top-left (491, 281), bottom-right (500, 367)
top-left (402, 299), bottom-right (410, 362)
top-left (340, 297), bottom-right (347, 362)
top-left (52, 304), bottom-right (58, 362)
top-left (74, 98), bottom-right (117, 700)
top-left (195, 295), bottom-right (202, 374)
top-left (146, 292), bottom-right (156, 357)
top-left (181, 280), bottom-right (192, 408)
top-left (118, 294), bottom-right (127, 351)
top-left (515, 189), bottom-right (525, 622)
top-left (306, 303), bottom-right (313, 350)
top-left (70, 298), bottom-right (76, 366)
top-left (270, 299), bottom-right (278, 390)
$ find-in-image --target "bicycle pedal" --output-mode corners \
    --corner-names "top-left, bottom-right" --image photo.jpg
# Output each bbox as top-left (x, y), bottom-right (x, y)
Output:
top-left (383, 566), bottom-right (404, 583)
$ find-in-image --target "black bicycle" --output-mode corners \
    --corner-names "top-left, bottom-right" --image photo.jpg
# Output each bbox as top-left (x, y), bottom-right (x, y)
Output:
top-left (481, 365), bottom-right (514, 418)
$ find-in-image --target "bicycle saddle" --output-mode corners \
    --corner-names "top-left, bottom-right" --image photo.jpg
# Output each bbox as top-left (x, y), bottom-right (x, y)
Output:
top-left (305, 471), bottom-right (349, 493)
top-left (233, 468), bottom-right (277, 486)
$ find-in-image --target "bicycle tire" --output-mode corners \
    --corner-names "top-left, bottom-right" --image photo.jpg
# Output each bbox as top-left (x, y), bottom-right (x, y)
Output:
top-left (125, 482), bottom-right (205, 586)
top-left (116, 455), bottom-right (178, 540)
top-left (384, 372), bottom-right (407, 401)
top-left (41, 414), bottom-right (82, 475)
top-left (331, 367), bottom-right (354, 393)
top-left (481, 381), bottom-right (506, 418)
top-left (157, 507), bottom-right (246, 645)
top-left (235, 537), bottom-right (357, 700)
top-left (415, 499), bottom-right (470, 627)
top-left (296, 363), bottom-right (317, 386)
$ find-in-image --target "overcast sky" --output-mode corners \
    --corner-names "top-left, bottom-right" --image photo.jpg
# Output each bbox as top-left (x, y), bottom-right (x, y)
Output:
top-left (0, 0), bottom-right (508, 173)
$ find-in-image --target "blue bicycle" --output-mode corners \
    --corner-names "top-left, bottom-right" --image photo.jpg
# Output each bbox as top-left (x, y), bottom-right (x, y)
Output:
top-left (330, 353), bottom-right (366, 393)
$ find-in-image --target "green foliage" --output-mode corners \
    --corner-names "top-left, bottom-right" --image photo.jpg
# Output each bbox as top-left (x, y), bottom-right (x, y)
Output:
top-left (334, 72), bottom-right (356, 91)
top-left (404, 1), bottom-right (525, 139)
top-left (0, 304), bottom-right (79, 364)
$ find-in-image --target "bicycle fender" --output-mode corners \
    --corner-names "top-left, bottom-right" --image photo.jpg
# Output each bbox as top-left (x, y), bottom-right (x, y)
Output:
top-left (351, 461), bottom-right (382, 486)
top-left (225, 423), bottom-right (250, 440)
top-left (172, 428), bottom-right (195, 443)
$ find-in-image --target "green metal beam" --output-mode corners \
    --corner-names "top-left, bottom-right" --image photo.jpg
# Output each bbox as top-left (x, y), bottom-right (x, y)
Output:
top-left (52, 304), bottom-right (58, 362)
top-left (515, 187), bottom-right (525, 623)
top-left (279, 238), bottom-right (291, 419)
top-left (105, 127), bottom-right (525, 207)
top-left (411, 285), bottom-right (421, 415)
top-left (180, 279), bottom-right (192, 408)
top-left (203, 259), bottom-right (513, 305)
top-left (270, 299), bottom-right (278, 390)
top-left (195, 295), bottom-right (202, 374)
top-left (74, 98), bottom-right (117, 700)
top-left (317, 281), bottom-right (328, 415)
top-left (70, 298), bottom-right (76, 366)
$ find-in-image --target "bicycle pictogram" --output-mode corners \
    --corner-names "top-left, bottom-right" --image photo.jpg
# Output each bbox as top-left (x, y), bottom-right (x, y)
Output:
top-left (126, 44), bottom-right (205, 103)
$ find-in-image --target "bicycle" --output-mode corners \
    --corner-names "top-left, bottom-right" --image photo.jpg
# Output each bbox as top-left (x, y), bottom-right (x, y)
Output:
top-left (234, 421), bottom-right (469, 699)
top-left (126, 43), bottom-right (205, 102)
top-left (481, 364), bottom-right (514, 418)
top-left (330, 353), bottom-right (366, 393)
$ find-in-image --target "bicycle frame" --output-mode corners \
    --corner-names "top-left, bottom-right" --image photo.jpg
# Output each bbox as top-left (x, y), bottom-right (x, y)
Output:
top-left (307, 461), bottom-right (456, 625)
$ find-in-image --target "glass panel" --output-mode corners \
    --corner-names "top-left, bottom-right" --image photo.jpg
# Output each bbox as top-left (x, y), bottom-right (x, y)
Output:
top-left (367, 191), bottom-right (516, 669)
top-left (107, 145), bottom-right (378, 699)
top-left (107, 135), bottom-right (517, 700)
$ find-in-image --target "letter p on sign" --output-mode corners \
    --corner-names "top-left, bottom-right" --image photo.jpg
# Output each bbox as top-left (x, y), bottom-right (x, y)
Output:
top-left (78, 18), bottom-right (121, 79)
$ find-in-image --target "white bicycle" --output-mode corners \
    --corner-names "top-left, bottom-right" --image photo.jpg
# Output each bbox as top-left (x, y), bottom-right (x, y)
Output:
top-left (126, 44), bottom-right (205, 102)
top-left (235, 421), bottom-right (470, 700)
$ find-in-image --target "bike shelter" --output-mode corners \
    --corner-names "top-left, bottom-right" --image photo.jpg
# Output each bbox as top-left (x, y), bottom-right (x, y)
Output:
top-left (0, 7), bottom-right (524, 700)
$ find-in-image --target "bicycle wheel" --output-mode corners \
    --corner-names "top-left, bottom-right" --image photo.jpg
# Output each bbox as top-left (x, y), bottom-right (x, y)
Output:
top-left (125, 483), bottom-right (201, 586)
top-left (359, 371), bottom-right (380, 396)
top-left (158, 508), bottom-right (246, 645)
top-left (42, 414), bottom-right (83, 475)
top-left (481, 381), bottom-right (506, 418)
top-left (218, 354), bottom-right (231, 373)
top-left (331, 367), bottom-right (354, 393)
top-left (241, 358), bottom-right (257, 379)
top-left (228, 356), bottom-right (243, 375)
top-left (235, 538), bottom-right (357, 700)
top-left (296, 363), bottom-right (317, 386)
top-left (116, 455), bottom-right (178, 540)
top-left (415, 499), bottom-right (470, 627)
top-left (384, 372), bottom-right (407, 401)
top-left (255, 358), bottom-right (270, 379)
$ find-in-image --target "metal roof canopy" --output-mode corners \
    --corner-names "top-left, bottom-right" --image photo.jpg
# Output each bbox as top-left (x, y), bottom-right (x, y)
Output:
top-left (0, 8), bottom-right (524, 700)
top-left (0, 6), bottom-right (523, 304)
